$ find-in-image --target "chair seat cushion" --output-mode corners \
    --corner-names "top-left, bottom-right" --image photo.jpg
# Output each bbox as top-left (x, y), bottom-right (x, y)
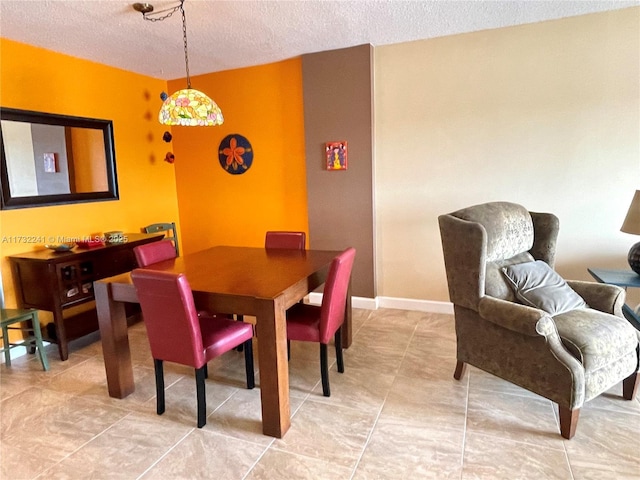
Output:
top-left (286, 303), bottom-right (321, 343)
top-left (502, 260), bottom-right (587, 315)
top-left (553, 308), bottom-right (639, 372)
top-left (200, 317), bottom-right (253, 360)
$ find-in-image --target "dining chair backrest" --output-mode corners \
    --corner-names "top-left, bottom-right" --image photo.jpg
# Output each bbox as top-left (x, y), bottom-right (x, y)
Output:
top-left (319, 247), bottom-right (356, 343)
top-left (143, 222), bottom-right (179, 256)
top-left (264, 231), bottom-right (306, 250)
top-left (134, 239), bottom-right (177, 267)
top-left (130, 269), bottom-right (204, 368)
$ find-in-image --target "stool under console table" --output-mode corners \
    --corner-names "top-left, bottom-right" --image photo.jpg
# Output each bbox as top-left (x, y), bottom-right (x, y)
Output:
top-left (587, 268), bottom-right (640, 331)
top-left (9, 233), bottom-right (164, 360)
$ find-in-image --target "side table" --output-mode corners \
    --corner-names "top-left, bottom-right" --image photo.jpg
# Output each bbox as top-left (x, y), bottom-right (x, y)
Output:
top-left (587, 268), bottom-right (640, 330)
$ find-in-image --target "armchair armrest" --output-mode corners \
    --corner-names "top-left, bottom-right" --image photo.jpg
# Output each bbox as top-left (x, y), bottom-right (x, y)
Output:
top-left (566, 280), bottom-right (625, 317)
top-left (478, 296), bottom-right (556, 337)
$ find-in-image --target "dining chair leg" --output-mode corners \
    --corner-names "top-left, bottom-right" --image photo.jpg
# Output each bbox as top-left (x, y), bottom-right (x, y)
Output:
top-left (334, 330), bottom-right (344, 373)
top-left (195, 366), bottom-right (207, 428)
top-left (234, 315), bottom-right (245, 352)
top-left (31, 313), bottom-right (49, 371)
top-left (320, 343), bottom-right (330, 397)
top-left (203, 363), bottom-right (208, 379)
top-left (244, 338), bottom-right (255, 389)
top-left (154, 359), bottom-right (165, 415)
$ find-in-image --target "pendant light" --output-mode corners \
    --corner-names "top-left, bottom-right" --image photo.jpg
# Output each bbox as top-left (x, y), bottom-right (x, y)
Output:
top-left (133, 1), bottom-right (224, 126)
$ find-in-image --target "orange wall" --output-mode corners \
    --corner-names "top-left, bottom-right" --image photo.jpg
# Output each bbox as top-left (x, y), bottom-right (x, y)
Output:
top-left (0, 39), bottom-right (180, 307)
top-left (168, 59), bottom-right (308, 253)
top-left (69, 127), bottom-right (108, 192)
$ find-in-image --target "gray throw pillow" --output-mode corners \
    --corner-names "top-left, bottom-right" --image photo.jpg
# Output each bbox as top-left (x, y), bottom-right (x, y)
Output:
top-left (502, 260), bottom-right (587, 315)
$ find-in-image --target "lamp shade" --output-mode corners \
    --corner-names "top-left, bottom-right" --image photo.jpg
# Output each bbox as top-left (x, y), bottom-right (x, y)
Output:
top-left (621, 190), bottom-right (640, 235)
top-left (158, 88), bottom-right (224, 126)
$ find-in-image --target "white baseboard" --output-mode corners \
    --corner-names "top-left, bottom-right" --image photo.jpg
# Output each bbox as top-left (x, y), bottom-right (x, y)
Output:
top-left (307, 292), bottom-right (453, 314)
top-left (377, 296), bottom-right (454, 314)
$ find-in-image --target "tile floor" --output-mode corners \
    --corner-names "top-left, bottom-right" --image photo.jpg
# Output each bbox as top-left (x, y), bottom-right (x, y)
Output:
top-left (1, 308), bottom-right (638, 479)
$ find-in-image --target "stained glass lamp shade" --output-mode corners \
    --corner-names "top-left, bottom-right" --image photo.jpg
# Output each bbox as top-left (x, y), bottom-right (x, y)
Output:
top-left (159, 88), bottom-right (224, 126)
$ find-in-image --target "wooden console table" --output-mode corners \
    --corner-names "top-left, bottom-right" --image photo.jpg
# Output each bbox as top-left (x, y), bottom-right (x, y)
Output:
top-left (9, 233), bottom-right (164, 360)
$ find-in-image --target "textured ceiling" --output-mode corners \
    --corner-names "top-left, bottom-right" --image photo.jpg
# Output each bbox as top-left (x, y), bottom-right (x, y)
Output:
top-left (1, 0), bottom-right (638, 80)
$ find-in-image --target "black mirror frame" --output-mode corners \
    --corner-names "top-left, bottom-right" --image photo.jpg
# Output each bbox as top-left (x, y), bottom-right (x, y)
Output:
top-left (0, 107), bottom-right (119, 210)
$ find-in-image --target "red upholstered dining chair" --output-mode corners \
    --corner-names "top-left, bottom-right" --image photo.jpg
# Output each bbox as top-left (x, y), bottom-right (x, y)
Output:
top-left (142, 222), bottom-right (179, 256)
top-left (265, 231), bottom-right (306, 250)
top-left (286, 247), bottom-right (356, 397)
top-left (133, 239), bottom-right (176, 267)
top-left (134, 240), bottom-right (228, 319)
top-left (130, 269), bottom-right (255, 428)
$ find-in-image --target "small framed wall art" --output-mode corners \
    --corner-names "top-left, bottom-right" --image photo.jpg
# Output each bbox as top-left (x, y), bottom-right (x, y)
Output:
top-left (43, 152), bottom-right (57, 173)
top-left (325, 141), bottom-right (347, 170)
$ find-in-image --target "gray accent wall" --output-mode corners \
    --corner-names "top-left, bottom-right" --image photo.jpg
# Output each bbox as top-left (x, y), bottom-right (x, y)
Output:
top-left (31, 123), bottom-right (71, 195)
top-left (302, 44), bottom-right (375, 298)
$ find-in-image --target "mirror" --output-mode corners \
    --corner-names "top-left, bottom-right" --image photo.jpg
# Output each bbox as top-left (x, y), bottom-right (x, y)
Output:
top-left (0, 107), bottom-right (118, 209)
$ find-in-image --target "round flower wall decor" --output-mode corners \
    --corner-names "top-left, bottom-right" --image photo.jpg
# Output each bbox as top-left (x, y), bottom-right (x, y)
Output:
top-left (218, 134), bottom-right (253, 175)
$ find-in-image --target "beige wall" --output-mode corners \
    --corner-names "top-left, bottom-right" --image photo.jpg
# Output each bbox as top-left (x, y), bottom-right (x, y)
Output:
top-left (374, 8), bottom-right (640, 302)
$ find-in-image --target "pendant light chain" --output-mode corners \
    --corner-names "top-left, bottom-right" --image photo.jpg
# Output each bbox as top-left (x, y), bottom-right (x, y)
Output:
top-left (136, 0), bottom-right (224, 126)
top-left (139, 0), bottom-right (191, 87)
top-left (180, 1), bottom-right (191, 89)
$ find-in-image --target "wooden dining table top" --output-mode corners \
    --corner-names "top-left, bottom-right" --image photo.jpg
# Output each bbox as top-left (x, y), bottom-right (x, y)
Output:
top-left (133, 245), bottom-right (340, 300)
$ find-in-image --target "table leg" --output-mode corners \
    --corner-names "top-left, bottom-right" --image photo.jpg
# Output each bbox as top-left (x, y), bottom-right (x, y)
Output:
top-left (95, 281), bottom-right (135, 398)
top-left (622, 304), bottom-right (640, 330)
top-left (255, 296), bottom-right (290, 438)
top-left (52, 305), bottom-right (69, 361)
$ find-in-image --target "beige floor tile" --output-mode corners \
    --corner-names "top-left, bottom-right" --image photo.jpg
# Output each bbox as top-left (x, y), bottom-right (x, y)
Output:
top-left (204, 387), bottom-right (303, 447)
top-left (353, 420), bottom-right (463, 479)
top-left (461, 432), bottom-right (572, 480)
top-left (381, 375), bottom-right (467, 431)
top-left (273, 399), bottom-right (377, 469)
top-left (246, 448), bottom-right (353, 480)
top-left (141, 429), bottom-right (267, 480)
top-left (342, 340), bottom-right (406, 376)
top-left (1, 387), bottom-right (129, 479)
top-left (286, 357), bottom-right (326, 398)
top-left (351, 308), bottom-right (373, 337)
top-left (397, 348), bottom-right (458, 381)
top-left (569, 461), bottom-right (640, 480)
top-left (562, 406), bottom-right (640, 475)
top-left (0, 345), bottom-right (92, 400)
top-left (309, 363), bottom-right (395, 412)
top-left (466, 389), bottom-right (565, 448)
top-left (364, 308), bottom-right (422, 330)
top-left (39, 356), bottom-right (118, 396)
top-left (413, 312), bottom-right (456, 336)
top-left (37, 411), bottom-right (193, 479)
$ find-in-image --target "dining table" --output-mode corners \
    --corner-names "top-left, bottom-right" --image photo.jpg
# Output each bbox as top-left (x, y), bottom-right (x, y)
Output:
top-left (94, 245), bottom-right (352, 438)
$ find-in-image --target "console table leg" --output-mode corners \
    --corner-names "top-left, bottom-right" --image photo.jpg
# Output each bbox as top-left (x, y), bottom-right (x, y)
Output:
top-left (53, 306), bottom-right (69, 361)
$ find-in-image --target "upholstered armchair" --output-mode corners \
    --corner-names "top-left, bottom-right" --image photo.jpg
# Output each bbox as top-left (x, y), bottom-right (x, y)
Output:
top-left (438, 201), bottom-right (639, 439)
